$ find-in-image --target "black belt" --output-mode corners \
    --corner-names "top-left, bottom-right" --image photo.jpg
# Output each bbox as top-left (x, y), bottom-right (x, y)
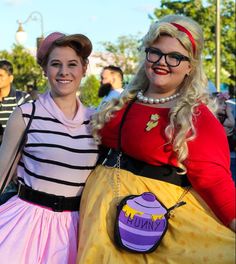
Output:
top-left (99, 149), bottom-right (191, 187)
top-left (18, 184), bottom-right (81, 212)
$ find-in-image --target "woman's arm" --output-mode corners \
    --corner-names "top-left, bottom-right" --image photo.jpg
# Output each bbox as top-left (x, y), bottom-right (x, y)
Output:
top-left (0, 107), bottom-right (26, 188)
top-left (187, 106), bottom-right (235, 229)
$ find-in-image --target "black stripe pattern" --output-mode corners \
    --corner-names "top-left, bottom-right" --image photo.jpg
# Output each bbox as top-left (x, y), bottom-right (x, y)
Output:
top-left (0, 89), bottom-right (30, 130)
top-left (17, 99), bottom-right (98, 196)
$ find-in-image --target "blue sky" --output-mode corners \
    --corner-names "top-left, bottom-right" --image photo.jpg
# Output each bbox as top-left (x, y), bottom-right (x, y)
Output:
top-left (0, 0), bottom-right (161, 52)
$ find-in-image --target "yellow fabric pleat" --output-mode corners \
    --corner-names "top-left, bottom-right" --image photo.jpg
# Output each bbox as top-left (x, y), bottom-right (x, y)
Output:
top-left (77, 165), bottom-right (235, 264)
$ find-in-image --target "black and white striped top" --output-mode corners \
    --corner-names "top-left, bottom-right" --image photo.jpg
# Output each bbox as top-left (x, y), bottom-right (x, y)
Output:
top-left (17, 91), bottom-right (99, 197)
top-left (0, 87), bottom-right (31, 132)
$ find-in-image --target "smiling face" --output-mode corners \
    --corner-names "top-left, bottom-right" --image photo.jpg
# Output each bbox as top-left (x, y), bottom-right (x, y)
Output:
top-left (45, 46), bottom-right (87, 98)
top-left (145, 35), bottom-right (192, 97)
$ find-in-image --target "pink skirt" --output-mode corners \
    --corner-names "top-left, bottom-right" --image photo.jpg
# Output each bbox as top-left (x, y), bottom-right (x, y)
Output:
top-left (0, 195), bottom-right (79, 264)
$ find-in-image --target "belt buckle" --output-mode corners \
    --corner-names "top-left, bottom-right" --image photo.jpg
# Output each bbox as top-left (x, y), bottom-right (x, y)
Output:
top-left (52, 195), bottom-right (65, 212)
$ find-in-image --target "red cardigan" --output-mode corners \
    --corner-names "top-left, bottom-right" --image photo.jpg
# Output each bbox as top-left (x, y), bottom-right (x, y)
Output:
top-left (100, 102), bottom-right (235, 226)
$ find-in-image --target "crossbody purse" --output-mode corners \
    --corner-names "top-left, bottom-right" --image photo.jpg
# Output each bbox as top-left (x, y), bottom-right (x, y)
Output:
top-left (111, 100), bottom-right (190, 253)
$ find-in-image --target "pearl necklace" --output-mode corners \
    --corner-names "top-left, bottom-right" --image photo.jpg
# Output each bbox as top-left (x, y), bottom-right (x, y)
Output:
top-left (137, 90), bottom-right (180, 104)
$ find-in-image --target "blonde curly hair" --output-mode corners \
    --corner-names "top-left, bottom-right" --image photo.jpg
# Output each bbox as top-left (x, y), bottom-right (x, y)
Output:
top-left (92, 14), bottom-right (216, 173)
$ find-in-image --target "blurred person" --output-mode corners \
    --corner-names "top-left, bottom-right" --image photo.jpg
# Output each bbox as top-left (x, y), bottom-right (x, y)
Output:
top-left (0, 32), bottom-right (98, 264)
top-left (226, 85), bottom-right (236, 120)
top-left (216, 92), bottom-right (235, 151)
top-left (26, 83), bottom-right (39, 100)
top-left (97, 65), bottom-right (124, 110)
top-left (0, 60), bottom-right (31, 144)
top-left (207, 80), bottom-right (217, 94)
top-left (77, 14), bottom-right (235, 264)
top-left (215, 92), bottom-right (236, 182)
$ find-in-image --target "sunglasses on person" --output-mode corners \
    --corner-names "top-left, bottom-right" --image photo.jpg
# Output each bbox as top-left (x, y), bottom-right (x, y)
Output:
top-left (145, 47), bottom-right (190, 67)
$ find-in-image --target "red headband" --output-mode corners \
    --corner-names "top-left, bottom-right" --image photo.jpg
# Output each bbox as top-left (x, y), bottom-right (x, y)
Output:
top-left (171, 22), bottom-right (196, 55)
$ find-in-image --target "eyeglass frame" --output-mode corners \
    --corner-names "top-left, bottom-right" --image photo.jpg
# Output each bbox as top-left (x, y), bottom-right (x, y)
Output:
top-left (145, 47), bottom-right (190, 67)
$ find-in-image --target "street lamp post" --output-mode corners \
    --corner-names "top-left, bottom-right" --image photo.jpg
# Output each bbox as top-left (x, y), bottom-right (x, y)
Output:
top-left (15, 11), bottom-right (44, 50)
top-left (216, 0), bottom-right (221, 92)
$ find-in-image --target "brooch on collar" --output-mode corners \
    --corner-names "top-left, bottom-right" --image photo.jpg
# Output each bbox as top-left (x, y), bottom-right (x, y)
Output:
top-left (146, 114), bottom-right (160, 131)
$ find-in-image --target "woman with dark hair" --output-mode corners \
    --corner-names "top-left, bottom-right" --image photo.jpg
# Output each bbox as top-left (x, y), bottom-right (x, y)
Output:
top-left (0, 32), bottom-right (98, 263)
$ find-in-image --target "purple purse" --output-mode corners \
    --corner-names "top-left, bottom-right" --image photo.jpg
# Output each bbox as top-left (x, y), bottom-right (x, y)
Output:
top-left (114, 192), bottom-right (186, 253)
top-left (112, 102), bottom-right (188, 253)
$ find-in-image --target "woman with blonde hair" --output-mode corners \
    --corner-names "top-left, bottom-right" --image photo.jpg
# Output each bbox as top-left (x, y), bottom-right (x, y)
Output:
top-left (77, 14), bottom-right (235, 263)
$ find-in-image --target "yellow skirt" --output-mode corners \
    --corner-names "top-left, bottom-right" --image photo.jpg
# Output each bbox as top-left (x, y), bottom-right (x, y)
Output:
top-left (77, 165), bottom-right (235, 264)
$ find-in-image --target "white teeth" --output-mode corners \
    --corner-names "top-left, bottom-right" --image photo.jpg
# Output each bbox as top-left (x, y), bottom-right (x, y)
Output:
top-left (58, 80), bottom-right (71, 83)
top-left (153, 68), bottom-right (168, 74)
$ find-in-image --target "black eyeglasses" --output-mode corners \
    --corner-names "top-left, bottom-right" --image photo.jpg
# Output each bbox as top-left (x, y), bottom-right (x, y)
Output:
top-left (145, 47), bottom-right (190, 67)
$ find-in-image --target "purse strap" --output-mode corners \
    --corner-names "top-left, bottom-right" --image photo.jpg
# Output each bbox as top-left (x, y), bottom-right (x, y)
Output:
top-left (117, 99), bottom-right (136, 153)
top-left (0, 102), bottom-right (36, 194)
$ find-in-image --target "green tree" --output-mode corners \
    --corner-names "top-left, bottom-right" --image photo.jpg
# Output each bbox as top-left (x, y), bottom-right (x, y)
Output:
top-left (98, 34), bottom-right (141, 76)
top-left (80, 75), bottom-right (101, 107)
top-left (152, 0), bottom-right (236, 88)
top-left (0, 44), bottom-right (47, 93)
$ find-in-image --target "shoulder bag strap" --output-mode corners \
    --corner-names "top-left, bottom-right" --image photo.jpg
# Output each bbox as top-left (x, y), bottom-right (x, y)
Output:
top-left (0, 102), bottom-right (36, 193)
top-left (117, 99), bottom-right (136, 153)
